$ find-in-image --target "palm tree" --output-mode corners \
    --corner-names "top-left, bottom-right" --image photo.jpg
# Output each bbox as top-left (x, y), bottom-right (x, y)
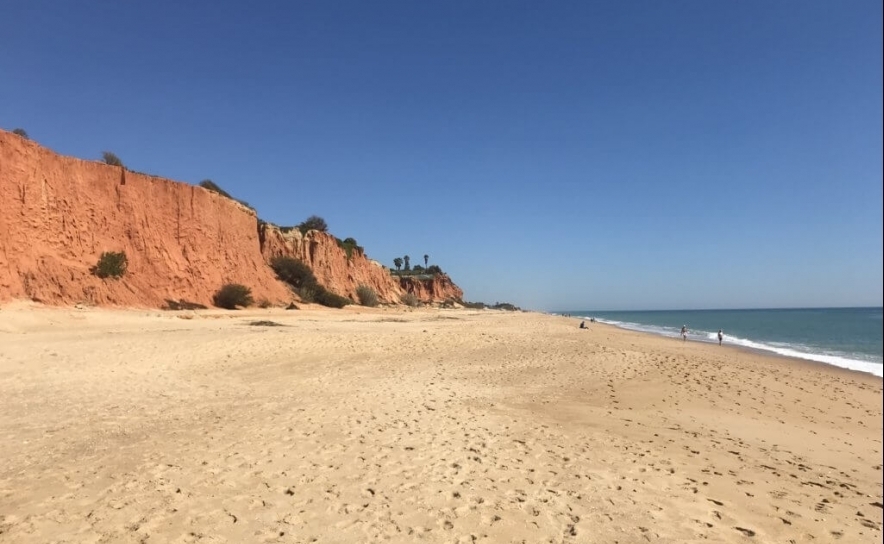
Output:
top-left (393, 257), bottom-right (403, 271)
top-left (423, 254), bottom-right (429, 268)
top-left (404, 255), bottom-right (410, 271)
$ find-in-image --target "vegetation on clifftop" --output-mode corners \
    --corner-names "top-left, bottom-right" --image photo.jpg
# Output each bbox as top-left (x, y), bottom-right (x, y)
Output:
top-left (391, 255), bottom-right (443, 277)
top-left (297, 215), bottom-right (328, 235)
top-left (199, 179), bottom-right (254, 211)
top-left (102, 151), bottom-right (124, 167)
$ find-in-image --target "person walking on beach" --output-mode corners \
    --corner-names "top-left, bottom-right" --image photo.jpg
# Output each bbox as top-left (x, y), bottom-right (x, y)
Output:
top-left (717, 329), bottom-right (723, 346)
top-left (681, 325), bottom-right (688, 341)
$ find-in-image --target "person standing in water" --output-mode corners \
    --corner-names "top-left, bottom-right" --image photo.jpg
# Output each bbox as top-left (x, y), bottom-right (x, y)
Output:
top-left (718, 329), bottom-right (723, 345)
top-left (681, 325), bottom-right (688, 341)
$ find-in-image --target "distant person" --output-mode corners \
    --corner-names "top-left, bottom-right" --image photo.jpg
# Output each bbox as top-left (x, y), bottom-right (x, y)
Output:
top-left (579, 320), bottom-right (587, 329)
top-left (681, 325), bottom-right (688, 341)
top-left (718, 329), bottom-right (723, 346)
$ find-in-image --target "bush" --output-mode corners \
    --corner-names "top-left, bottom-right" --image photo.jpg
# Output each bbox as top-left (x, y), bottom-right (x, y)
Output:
top-left (198, 179), bottom-right (254, 211)
top-left (91, 251), bottom-right (128, 279)
top-left (401, 292), bottom-right (421, 307)
top-left (199, 179), bottom-right (232, 199)
top-left (356, 285), bottom-right (379, 307)
top-left (298, 284), bottom-right (318, 303)
top-left (426, 265), bottom-right (443, 275)
top-left (257, 298), bottom-right (273, 308)
top-left (314, 287), bottom-right (352, 308)
top-left (213, 283), bottom-right (254, 309)
top-left (336, 237), bottom-right (363, 260)
top-left (298, 215), bottom-right (328, 235)
top-left (271, 256), bottom-right (316, 288)
top-left (12, 128), bottom-right (29, 139)
top-left (270, 255), bottom-right (349, 307)
top-left (102, 151), bottom-right (123, 167)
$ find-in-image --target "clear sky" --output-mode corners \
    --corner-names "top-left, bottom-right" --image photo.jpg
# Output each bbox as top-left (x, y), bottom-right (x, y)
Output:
top-left (2, 1), bottom-right (882, 311)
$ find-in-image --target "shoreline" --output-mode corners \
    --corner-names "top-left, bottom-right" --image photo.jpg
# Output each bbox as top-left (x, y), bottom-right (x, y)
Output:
top-left (558, 311), bottom-right (884, 378)
top-left (1, 305), bottom-right (881, 542)
top-left (587, 317), bottom-right (884, 383)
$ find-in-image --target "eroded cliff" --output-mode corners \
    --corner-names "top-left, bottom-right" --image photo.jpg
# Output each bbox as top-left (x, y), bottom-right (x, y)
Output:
top-left (0, 130), bottom-right (463, 307)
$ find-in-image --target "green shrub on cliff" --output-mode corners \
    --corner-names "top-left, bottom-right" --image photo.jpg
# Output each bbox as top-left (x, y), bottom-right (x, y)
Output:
top-left (270, 256), bottom-right (316, 288)
top-left (199, 179), bottom-right (233, 199)
top-left (102, 151), bottom-right (123, 167)
top-left (336, 237), bottom-right (363, 260)
top-left (298, 215), bottom-right (328, 235)
top-left (91, 251), bottom-right (128, 279)
top-left (269, 256), bottom-right (350, 307)
top-left (356, 285), bottom-right (379, 307)
top-left (298, 284), bottom-right (317, 303)
top-left (198, 179), bottom-right (254, 211)
top-left (213, 283), bottom-right (254, 309)
top-left (12, 128), bottom-right (29, 139)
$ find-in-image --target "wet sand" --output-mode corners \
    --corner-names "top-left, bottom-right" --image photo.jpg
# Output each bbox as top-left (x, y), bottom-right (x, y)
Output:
top-left (1, 304), bottom-right (881, 543)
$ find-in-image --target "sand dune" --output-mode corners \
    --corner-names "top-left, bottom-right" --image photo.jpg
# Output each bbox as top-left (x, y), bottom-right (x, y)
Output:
top-left (1, 304), bottom-right (881, 543)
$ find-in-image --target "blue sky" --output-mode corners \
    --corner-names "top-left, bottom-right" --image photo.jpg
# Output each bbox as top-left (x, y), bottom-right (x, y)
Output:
top-left (2, 1), bottom-right (881, 310)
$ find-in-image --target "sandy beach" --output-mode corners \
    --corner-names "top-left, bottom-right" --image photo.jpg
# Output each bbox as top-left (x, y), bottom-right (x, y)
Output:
top-left (0, 304), bottom-right (881, 543)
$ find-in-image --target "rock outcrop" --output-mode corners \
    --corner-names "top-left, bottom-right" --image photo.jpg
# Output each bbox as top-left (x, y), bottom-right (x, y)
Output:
top-left (399, 274), bottom-right (463, 303)
top-left (0, 130), bottom-right (463, 308)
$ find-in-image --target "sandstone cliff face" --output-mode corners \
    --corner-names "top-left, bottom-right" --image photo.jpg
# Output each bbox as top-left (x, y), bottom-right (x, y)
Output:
top-left (0, 130), bottom-right (464, 308)
top-left (260, 226), bottom-right (404, 303)
top-left (0, 131), bottom-right (294, 307)
top-left (259, 226), bottom-right (463, 304)
top-left (399, 274), bottom-right (464, 303)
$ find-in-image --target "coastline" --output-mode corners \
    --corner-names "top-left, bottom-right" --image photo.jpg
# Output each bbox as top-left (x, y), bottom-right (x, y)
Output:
top-left (560, 310), bottom-right (884, 378)
top-left (590, 316), bottom-right (884, 383)
top-left (1, 304), bottom-right (881, 543)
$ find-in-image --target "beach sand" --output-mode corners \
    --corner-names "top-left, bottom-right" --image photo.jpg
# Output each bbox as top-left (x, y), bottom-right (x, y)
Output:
top-left (1, 304), bottom-right (881, 543)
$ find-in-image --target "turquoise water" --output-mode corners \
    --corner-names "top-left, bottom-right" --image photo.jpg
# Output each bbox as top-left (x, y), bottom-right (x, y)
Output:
top-left (559, 307), bottom-right (883, 377)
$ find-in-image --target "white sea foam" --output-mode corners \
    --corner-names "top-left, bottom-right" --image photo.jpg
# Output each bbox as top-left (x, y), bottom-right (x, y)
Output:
top-left (581, 316), bottom-right (884, 378)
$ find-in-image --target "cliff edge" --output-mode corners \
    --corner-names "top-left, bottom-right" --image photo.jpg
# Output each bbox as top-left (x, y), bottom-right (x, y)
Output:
top-left (0, 130), bottom-right (463, 307)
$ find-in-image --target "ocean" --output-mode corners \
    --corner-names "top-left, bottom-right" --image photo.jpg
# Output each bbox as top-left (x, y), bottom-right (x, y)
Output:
top-left (559, 307), bottom-right (883, 377)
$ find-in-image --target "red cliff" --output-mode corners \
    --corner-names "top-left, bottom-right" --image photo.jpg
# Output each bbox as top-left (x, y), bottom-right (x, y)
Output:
top-left (0, 130), bottom-right (464, 308)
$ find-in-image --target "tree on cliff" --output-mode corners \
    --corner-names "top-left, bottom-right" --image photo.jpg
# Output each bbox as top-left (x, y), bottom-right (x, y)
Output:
top-left (393, 257), bottom-right (403, 271)
top-left (12, 128), bottom-right (29, 139)
top-left (298, 215), bottom-right (328, 234)
top-left (424, 254), bottom-right (429, 268)
top-left (102, 151), bottom-right (123, 167)
top-left (403, 255), bottom-right (410, 271)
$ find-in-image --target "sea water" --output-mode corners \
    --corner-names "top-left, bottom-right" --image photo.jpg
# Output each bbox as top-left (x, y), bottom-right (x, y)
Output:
top-left (559, 307), bottom-right (883, 377)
